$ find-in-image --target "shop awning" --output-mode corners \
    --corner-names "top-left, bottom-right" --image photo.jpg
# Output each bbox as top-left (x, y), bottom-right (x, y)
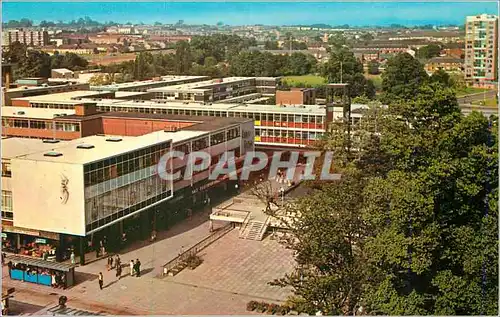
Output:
top-left (6, 255), bottom-right (77, 272)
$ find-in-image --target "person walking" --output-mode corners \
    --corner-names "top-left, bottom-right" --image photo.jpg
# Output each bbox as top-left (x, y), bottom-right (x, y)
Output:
top-left (116, 263), bottom-right (122, 279)
top-left (129, 260), bottom-right (135, 276)
top-left (70, 251), bottom-right (75, 265)
top-left (115, 255), bottom-right (121, 269)
top-left (135, 258), bottom-right (141, 277)
top-left (98, 272), bottom-right (103, 290)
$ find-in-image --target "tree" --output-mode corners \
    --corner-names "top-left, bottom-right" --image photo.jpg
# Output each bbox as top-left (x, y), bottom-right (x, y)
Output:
top-left (367, 60), bottom-right (380, 75)
top-left (381, 53), bottom-right (429, 102)
top-left (154, 21), bottom-right (162, 26)
top-left (270, 169), bottom-right (369, 315)
top-left (416, 44), bottom-right (442, 59)
top-left (272, 83), bottom-right (498, 315)
top-left (174, 41), bottom-right (192, 74)
top-left (430, 69), bottom-right (451, 87)
top-left (264, 41), bottom-right (279, 50)
top-left (321, 47), bottom-right (375, 98)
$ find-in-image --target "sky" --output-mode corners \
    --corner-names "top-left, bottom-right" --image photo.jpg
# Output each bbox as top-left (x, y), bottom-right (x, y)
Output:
top-left (2, 1), bottom-right (499, 27)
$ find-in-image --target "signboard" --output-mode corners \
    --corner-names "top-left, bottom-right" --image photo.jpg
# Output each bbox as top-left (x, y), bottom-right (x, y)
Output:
top-left (191, 179), bottom-right (223, 195)
top-left (2, 226), bottom-right (59, 240)
top-left (35, 238), bottom-right (47, 244)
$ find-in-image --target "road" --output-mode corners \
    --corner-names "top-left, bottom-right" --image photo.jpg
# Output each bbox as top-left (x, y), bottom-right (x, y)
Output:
top-left (457, 90), bottom-right (497, 104)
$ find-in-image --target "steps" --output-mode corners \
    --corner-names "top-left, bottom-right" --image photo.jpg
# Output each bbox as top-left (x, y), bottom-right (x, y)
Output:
top-left (239, 218), bottom-right (269, 241)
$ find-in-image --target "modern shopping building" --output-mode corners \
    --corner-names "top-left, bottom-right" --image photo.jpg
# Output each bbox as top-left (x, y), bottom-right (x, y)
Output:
top-left (464, 14), bottom-right (498, 86)
top-left (1, 114), bottom-right (253, 264)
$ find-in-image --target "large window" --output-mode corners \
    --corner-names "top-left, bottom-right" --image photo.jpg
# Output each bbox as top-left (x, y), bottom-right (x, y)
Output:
top-left (210, 132), bottom-right (225, 146)
top-left (2, 190), bottom-right (13, 212)
top-left (192, 137), bottom-right (208, 151)
top-left (1, 162), bottom-right (11, 177)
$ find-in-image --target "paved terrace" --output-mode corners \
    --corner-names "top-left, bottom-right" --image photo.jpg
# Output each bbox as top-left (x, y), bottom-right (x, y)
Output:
top-left (3, 208), bottom-right (296, 314)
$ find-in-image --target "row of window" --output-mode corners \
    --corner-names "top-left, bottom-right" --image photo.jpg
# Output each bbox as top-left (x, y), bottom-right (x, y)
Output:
top-left (95, 105), bottom-right (326, 125)
top-left (256, 129), bottom-right (323, 140)
top-left (31, 102), bottom-right (76, 109)
top-left (2, 119), bottom-right (80, 132)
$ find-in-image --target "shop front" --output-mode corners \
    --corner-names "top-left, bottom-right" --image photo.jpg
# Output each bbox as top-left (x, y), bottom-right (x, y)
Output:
top-left (1, 226), bottom-right (63, 261)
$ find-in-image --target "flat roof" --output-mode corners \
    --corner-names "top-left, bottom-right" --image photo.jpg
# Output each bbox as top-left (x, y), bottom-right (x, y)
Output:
top-left (17, 130), bottom-right (208, 165)
top-left (6, 83), bottom-right (88, 93)
top-left (114, 91), bottom-right (152, 98)
top-left (2, 138), bottom-right (69, 159)
top-left (91, 75), bottom-right (209, 90)
top-left (148, 77), bottom-right (256, 92)
top-left (11, 90), bottom-right (112, 103)
top-left (2, 107), bottom-right (76, 119)
top-left (94, 99), bottom-right (326, 115)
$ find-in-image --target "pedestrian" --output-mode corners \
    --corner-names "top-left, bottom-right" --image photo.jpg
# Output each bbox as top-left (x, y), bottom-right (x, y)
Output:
top-left (115, 255), bottom-right (121, 269)
top-left (98, 272), bottom-right (103, 290)
top-left (116, 263), bottom-right (122, 279)
top-left (1, 252), bottom-right (5, 265)
top-left (129, 260), bottom-right (135, 276)
top-left (150, 230), bottom-right (157, 242)
top-left (107, 256), bottom-right (113, 271)
top-left (135, 258), bottom-right (141, 277)
top-left (70, 251), bottom-right (75, 265)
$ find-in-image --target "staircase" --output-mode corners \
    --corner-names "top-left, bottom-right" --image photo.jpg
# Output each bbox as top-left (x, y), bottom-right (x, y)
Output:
top-left (239, 217), bottom-right (269, 241)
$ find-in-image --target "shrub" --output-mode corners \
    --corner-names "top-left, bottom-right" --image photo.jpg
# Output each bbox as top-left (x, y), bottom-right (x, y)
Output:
top-left (247, 301), bottom-right (258, 311)
top-left (185, 254), bottom-right (203, 269)
top-left (268, 303), bottom-right (279, 314)
top-left (257, 302), bottom-right (268, 313)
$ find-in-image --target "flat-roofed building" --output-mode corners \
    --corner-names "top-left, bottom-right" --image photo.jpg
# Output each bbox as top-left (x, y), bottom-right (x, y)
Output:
top-left (90, 75), bottom-right (210, 92)
top-left (276, 88), bottom-right (316, 105)
top-left (2, 114), bottom-right (253, 264)
top-left (3, 82), bottom-right (90, 107)
top-left (148, 77), bottom-right (279, 103)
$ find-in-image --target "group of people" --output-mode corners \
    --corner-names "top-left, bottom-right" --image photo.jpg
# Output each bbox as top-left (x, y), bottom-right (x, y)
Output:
top-left (98, 256), bottom-right (141, 290)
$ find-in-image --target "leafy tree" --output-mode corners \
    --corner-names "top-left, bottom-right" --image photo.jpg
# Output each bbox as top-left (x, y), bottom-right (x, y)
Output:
top-left (367, 60), bottom-right (380, 75)
top-left (321, 47), bottom-right (375, 98)
top-left (174, 41), bottom-right (192, 74)
top-left (381, 53), bottom-right (429, 102)
top-left (430, 69), bottom-right (451, 87)
top-left (417, 44), bottom-right (442, 59)
top-left (154, 21), bottom-right (162, 26)
top-left (264, 40), bottom-right (279, 50)
top-left (271, 82), bottom-right (498, 315)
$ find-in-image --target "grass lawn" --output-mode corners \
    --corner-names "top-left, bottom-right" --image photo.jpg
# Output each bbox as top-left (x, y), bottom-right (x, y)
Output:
top-left (456, 87), bottom-right (491, 97)
top-left (471, 98), bottom-right (498, 107)
top-left (282, 75), bottom-right (327, 87)
top-left (365, 73), bottom-right (383, 91)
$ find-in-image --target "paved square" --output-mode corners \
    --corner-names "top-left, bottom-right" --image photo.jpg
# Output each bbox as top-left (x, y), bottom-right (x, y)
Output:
top-left (166, 230), bottom-right (295, 302)
top-left (3, 214), bottom-right (296, 314)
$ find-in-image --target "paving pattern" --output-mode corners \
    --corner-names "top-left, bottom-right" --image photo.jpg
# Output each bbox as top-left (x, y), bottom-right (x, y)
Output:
top-left (3, 214), bottom-right (296, 315)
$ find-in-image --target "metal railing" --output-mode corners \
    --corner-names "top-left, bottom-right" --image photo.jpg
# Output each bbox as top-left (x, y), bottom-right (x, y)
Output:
top-left (161, 223), bottom-right (234, 276)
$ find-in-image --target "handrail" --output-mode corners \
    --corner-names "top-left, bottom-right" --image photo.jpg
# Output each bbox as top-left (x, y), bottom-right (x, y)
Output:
top-left (239, 213), bottom-right (253, 236)
top-left (162, 223), bottom-right (233, 276)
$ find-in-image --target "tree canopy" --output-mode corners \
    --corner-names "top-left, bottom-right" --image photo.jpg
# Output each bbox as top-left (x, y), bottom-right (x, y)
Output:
top-left (271, 81), bottom-right (498, 315)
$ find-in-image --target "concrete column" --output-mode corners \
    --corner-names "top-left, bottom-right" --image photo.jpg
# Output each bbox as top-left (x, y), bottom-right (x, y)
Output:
top-left (79, 237), bottom-right (85, 265)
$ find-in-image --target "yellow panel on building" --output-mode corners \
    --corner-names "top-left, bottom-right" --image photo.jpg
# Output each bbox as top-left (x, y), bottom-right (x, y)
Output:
top-left (254, 136), bottom-right (261, 142)
top-left (254, 120), bottom-right (261, 126)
